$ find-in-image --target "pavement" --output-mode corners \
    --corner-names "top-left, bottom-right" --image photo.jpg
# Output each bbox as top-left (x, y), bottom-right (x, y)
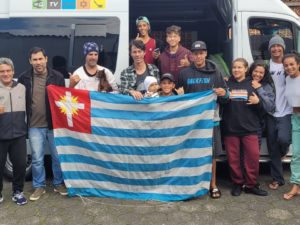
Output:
top-left (0, 164), bottom-right (299, 225)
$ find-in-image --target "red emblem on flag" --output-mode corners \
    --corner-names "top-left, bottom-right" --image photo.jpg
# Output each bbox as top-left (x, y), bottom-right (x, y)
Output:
top-left (47, 85), bottom-right (91, 134)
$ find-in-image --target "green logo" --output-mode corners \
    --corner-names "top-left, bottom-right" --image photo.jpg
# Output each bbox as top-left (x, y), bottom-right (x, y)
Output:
top-left (32, 0), bottom-right (47, 9)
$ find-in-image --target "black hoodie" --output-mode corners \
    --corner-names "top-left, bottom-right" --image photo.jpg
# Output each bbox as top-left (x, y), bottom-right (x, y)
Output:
top-left (222, 76), bottom-right (261, 136)
top-left (178, 60), bottom-right (226, 94)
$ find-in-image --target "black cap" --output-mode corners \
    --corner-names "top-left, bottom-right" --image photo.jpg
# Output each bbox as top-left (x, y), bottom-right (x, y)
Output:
top-left (191, 41), bottom-right (207, 51)
top-left (160, 73), bottom-right (175, 82)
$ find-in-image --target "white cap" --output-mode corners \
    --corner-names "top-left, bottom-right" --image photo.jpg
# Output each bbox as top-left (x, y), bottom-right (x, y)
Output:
top-left (144, 76), bottom-right (158, 91)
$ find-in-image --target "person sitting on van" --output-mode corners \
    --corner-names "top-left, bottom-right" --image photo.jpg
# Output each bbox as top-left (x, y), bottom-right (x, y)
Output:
top-left (266, 35), bottom-right (292, 190)
top-left (159, 25), bottom-right (193, 87)
top-left (69, 42), bottom-right (118, 92)
top-left (119, 39), bottom-right (160, 100)
top-left (0, 58), bottom-right (27, 205)
top-left (222, 58), bottom-right (268, 197)
top-left (178, 40), bottom-right (228, 199)
top-left (135, 16), bottom-right (163, 65)
top-left (144, 76), bottom-right (159, 98)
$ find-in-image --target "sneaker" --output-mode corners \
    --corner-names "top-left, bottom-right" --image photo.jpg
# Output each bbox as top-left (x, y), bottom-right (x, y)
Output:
top-left (244, 186), bottom-right (268, 196)
top-left (54, 184), bottom-right (68, 196)
top-left (29, 188), bottom-right (46, 201)
top-left (12, 191), bottom-right (27, 205)
top-left (231, 184), bottom-right (242, 196)
top-left (0, 193), bottom-right (3, 203)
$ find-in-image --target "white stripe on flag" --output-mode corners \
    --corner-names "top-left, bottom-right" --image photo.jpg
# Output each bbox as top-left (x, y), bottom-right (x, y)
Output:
top-left (61, 163), bottom-right (211, 180)
top-left (91, 94), bottom-right (214, 112)
top-left (55, 128), bottom-right (212, 147)
top-left (58, 146), bottom-right (211, 164)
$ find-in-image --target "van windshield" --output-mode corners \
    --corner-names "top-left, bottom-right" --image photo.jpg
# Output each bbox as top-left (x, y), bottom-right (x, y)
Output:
top-left (0, 17), bottom-right (120, 78)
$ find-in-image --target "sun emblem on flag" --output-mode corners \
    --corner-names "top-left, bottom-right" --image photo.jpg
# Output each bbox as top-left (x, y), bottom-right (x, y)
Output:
top-left (55, 91), bottom-right (85, 127)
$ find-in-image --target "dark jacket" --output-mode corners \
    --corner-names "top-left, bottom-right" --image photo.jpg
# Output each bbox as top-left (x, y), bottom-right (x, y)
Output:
top-left (18, 67), bottom-right (65, 130)
top-left (222, 76), bottom-right (261, 136)
top-left (0, 81), bottom-right (27, 140)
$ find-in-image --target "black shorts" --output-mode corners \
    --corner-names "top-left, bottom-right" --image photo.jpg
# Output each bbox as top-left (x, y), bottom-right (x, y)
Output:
top-left (212, 125), bottom-right (222, 158)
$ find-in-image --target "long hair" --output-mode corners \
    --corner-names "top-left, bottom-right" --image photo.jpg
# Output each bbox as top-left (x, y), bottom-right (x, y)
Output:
top-left (249, 60), bottom-right (273, 85)
top-left (96, 69), bottom-right (113, 93)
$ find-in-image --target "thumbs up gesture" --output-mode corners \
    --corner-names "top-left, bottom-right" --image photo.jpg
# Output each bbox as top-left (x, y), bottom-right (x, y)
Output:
top-left (247, 92), bottom-right (260, 105)
top-left (178, 54), bottom-right (190, 68)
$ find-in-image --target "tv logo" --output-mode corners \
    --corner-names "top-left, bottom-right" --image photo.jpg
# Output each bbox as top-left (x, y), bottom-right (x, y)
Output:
top-left (32, 0), bottom-right (106, 9)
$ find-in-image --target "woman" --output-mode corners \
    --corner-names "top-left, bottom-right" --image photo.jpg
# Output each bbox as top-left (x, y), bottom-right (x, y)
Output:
top-left (222, 58), bottom-right (268, 196)
top-left (282, 53), bottom-right (300, 200)
top-left (249, 60), bottom-right (275, 146)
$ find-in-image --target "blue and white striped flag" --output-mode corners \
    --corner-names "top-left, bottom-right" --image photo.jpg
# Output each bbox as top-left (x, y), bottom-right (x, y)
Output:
top-left (48, 85), bottom-right (216, 201)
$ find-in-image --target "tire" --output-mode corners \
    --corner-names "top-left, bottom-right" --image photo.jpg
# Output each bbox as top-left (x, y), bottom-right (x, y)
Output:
top-left (4, 155), bottom-right (32, 181)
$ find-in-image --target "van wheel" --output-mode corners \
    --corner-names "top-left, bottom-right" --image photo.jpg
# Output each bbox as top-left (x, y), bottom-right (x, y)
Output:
top-left (4, 155), bottom-right (32, 181)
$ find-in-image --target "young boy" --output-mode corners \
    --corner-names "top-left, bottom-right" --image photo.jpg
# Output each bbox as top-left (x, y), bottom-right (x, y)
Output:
top-left (144, 76), bottom-right (159, 98)
top-left (159, 73), bottom-right (178, 96)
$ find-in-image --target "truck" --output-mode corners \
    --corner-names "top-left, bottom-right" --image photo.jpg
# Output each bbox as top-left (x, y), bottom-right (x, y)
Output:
top-left (1, 0), bottom-right (299, 179)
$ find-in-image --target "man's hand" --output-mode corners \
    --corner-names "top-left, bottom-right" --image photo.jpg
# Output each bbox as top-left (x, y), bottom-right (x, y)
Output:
top-left (129, 90), bottom-right (144, 100)
top-left (178, 54), bottom-right (190, 68)
top-left (247, 92), bottom-right (260, 105)
top-left (69, 74), bottom-right (81, 88)
top-left (213, 88), bottom-right (227, 97)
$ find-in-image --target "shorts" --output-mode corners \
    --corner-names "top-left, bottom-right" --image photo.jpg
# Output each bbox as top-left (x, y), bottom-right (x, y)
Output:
top-left (212, 125), bottom-right (222, 159)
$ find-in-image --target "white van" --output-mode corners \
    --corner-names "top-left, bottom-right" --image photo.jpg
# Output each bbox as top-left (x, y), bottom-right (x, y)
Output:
top-left (1, 0), bottom-right (299, 179)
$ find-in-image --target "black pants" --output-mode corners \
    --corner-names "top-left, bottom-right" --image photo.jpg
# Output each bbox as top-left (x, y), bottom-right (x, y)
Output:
top-left (266, 114), bottom-right (291, 184)
top-left (0, 136), bottom-right (27, 193)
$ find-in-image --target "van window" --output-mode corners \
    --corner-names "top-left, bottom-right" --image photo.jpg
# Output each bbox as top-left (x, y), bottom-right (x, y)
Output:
top-left (248, 18), bottom-right (294, 60)
top-left (0, 17), bottom-right (120, 78)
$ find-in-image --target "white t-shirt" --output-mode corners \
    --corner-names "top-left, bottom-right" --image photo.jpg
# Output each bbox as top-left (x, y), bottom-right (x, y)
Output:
top-left (285, 75), bottom-right (300, 107)
top-left (270, 60), bottom-right (292, 117)
top-left (73, 65), bottom-right (118, 92)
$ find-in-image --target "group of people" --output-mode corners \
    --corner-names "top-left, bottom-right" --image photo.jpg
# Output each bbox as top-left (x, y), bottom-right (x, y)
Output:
top-left (0, 16), bottom-right (299, 206)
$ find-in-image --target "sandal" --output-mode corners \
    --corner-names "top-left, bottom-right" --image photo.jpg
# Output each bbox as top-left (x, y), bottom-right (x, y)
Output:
top-left (283, 191), bottom-right (299, 200)
top-left (209, 187), bottom-right (221, 199)
top-left (268, 181), bottom-right (284, 190)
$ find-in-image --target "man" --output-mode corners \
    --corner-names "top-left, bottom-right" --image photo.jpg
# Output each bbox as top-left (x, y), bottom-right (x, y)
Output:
top-left (69, 42), bottom-right (118, 92)
top-left (0, 58), bottom-right (27, 205)
top-left (119, 39), bottom-right (160, 100)
top-left (18, 47), bottom-right (67, 201)
top-left (159, 25), bottom-right (193, 87)
top-left (178, 41), bottom-right (228, 199)
top-left (135, 16), bottom-right (163, 65)
top-left (266, 35), bottom-right (293, 190)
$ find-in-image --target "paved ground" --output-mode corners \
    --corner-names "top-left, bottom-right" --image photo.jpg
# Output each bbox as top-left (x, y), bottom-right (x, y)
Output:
top-left (0, 164), bottom-right (299, 225)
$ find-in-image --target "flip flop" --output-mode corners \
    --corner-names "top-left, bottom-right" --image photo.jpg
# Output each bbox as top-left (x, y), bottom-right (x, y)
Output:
top-left (209, 187), bottom-right (221, 199)
top-left (268, 181), bottom-right (284, 190)
top-left (283, 191), bottom-right (300, 200)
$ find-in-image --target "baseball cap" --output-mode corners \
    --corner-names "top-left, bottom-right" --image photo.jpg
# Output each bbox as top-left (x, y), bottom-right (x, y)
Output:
top-left (136, 16), bottom-right (150, 27)
top-left (160, 73), bottom-right (175, 82)
top-left (191, 41), bottom-right (207, 51)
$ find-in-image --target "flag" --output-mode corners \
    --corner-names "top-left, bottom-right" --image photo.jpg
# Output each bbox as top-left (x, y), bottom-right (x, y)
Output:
top-left (47, 85), bottom-right (217, 202)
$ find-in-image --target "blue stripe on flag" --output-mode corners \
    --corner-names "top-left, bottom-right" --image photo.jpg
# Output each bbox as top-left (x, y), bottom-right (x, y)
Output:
top-left (90, 102), bottom-right (214, 120)
top-left (59, 155), bottom-right (212, 172)
top-left (55, 137), bottom-right (212, 155)
top-left (90, 90), bottom-right (214, 104)
top-left (91, 119), bottom-right (213, 138)
top-left (67, 187), bottom-right (209, 202)
top-left (63, 171), bottom-right (211, 186)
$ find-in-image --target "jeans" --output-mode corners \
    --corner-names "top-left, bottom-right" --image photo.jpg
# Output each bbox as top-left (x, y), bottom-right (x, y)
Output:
top-left (266, 114), bottom-right (291, 184)
top-left (291, 114), bottom-right (300, 184)
top-left (29, 128), bottom-right (63, 188)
